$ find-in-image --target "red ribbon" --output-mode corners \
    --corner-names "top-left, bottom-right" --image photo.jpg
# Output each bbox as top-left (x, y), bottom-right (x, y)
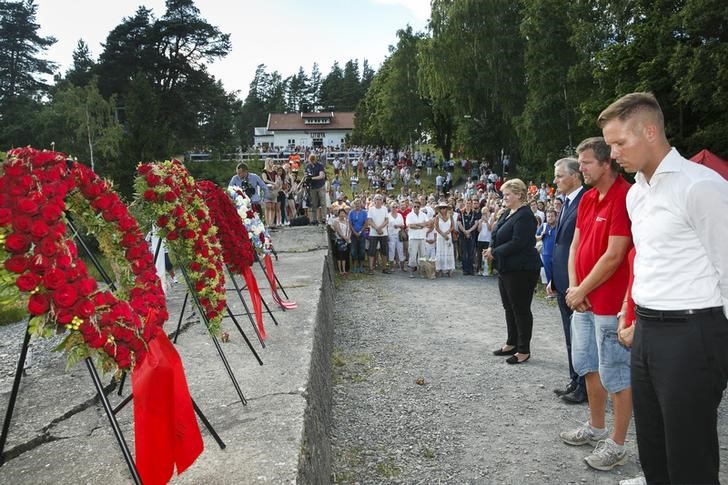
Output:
top-left (132, 329), bottom-right (203, 485)
top-left (263, 254), bottom-right (298, 309)
top-left (242, 265), bottom-right (266, 340)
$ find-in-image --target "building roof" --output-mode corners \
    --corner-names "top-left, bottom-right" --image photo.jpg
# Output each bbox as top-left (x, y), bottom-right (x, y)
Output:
top-left (267, 112), bottom-right (355, 131)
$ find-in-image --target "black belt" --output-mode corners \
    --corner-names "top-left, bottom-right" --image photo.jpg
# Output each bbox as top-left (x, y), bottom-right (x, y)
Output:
top-left (635, 305), bottom-right (724, 321)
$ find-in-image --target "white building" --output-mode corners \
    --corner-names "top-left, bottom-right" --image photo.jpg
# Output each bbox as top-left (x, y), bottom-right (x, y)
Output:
top-left (254, 112), bottom-right (355, 150)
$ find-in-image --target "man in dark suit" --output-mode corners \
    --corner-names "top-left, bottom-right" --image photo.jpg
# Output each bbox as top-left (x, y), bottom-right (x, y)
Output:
top-left (547, 157), bottom-right (586, 404)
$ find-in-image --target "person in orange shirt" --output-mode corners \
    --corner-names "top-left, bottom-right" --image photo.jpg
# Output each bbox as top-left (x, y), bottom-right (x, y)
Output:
top-left (528, 180), bottom-right (538, 198)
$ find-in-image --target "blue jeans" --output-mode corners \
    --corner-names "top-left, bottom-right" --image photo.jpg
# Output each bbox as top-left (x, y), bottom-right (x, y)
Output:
top-left (571, 311), bottom-right (631, 393)
top-left (350, 234), bottom-right (366, 262)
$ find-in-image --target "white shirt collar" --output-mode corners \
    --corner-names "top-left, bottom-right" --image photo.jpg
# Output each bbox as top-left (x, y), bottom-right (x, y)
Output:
top-left (635, 147), bottom-right (682, 186)
top-left (564, 185), bottom-right (583, 203)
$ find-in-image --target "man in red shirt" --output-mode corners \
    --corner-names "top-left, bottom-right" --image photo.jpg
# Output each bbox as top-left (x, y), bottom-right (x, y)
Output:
top-left (559, 137), bottom-right (633, 472)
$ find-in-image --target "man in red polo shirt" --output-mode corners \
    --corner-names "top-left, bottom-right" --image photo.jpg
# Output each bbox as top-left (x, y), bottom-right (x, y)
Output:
top-left (559, 137), bottom-right (633, 472)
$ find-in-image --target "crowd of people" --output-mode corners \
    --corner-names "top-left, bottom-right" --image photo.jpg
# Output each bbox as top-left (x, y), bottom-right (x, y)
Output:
top-left (235, 93), bottom-right (728, 484)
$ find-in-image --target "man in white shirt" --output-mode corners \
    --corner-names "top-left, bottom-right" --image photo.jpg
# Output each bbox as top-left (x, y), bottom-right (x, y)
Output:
top-left (367, 195), bottom-right (390, 274)
top-left (405, 200), bottom-right (430, 278)
top-left (600, 92), bottom-right (728, 484)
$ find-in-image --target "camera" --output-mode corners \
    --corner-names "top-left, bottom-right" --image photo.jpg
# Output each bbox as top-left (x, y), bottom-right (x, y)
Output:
top-left (239, 177), bottom-right (256, 197)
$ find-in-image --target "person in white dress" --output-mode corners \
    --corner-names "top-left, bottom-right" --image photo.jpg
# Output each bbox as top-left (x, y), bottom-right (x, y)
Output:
top-left (434, 202), bottom-right (456, 276)
top-left (387, 202), bottom-right (406, 270)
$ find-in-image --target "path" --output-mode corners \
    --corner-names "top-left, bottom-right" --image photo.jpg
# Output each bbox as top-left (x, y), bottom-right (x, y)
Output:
top-left (330, 269), bottom-right (728, 483)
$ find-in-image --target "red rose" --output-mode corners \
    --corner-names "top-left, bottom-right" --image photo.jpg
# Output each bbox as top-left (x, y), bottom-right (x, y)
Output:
top-left (81, 181), bottom-right (103, 199)
top-left (190, 262), bottom-right (202, 272)
top-left (157, 216), bottom-right (169, 227)
top-left (246, 211), bottom-right (254, 219)
top-left (3, 164), bottom-right (24, 177)
top-left (67, 241), bottom-right (78, 258)
top-left (120, 232), bottom-right (137, 248)
top-left (53, 284), bottom-right (78, 308)
top-left (30, 219), bottom-right (49, 239)
top-left (28, 293), bottom-right (50, 315)
top-left (17, 197), bottom-right (39, 215)
top-left (167, 230), bottom-right (179, 241)
top-left (195, 280), bottom-right (205, 292)
top-left (182, 229), bottom-right (195, 240)
top-left (174, 217), bottom-right (187, 229)
top-left (5, 233), bottom-right (31, 253)
top-left (56, 252), bottom-right (72, 268)
top-left (78, 277), bottom-right (97, 294)
top-left (145, 173), bottom-right (161, 187)
top-left (172, 205), bottom-right (184, 217)
top-left (74, 299), bottom-right (96, 318)
top-left (42, 268), bottom-right (66, 289)
top-left (0, 208), bottom-right (11, 225)
top-left (118, 215), bottom-right (136, 231)
top-left (110, 202), bottom-right (126, 221)
top-left (164, 191), bottom-right (177, 202)
top-left (56, 309), bottom-right (74, 324)
top-left (92, 194), bottom-right (114, 211)
top-left (137, 164), bottom-right (152, 175)
top-left (16, 272), bottom-right (40, 291)
top-left (204, 269), bottom-right (217, 279)
top-left (12, 215), bottom-right (32, 232)
top-left (260, 233), bottom-right (265, 242)
top-left (4, 255), bottom-right (29, 273)
top-left (38, 235), bottom-right (59, 257)
top-left (8, 175), bottom-right (32, 196)
top-left (40, 200), bottom-right (64, 221)
top-left (143, 190), bottom-right (157, 202)
top-left (195, 209), bottom-right (206, 219)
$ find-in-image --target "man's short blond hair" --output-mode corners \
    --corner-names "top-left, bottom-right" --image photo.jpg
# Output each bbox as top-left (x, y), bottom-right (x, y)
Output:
top-left (500, 178), bottom-right (528, 203)
top-left (597, 92), bottom-right (664, 131)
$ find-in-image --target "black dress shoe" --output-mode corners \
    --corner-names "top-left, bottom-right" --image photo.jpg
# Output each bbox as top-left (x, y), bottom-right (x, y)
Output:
top-left (506, 354), bottom-right (530, 364)
top-left (492, 347), bottom-right (517, 356)
top-left (561, 389), bottom-right (588, 404)
top-left (554, 382), bottom-right (577, 396)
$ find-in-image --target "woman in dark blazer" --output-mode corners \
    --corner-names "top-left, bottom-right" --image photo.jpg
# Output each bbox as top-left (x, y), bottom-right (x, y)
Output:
top-left (484, 179), bottom-right (542, 364)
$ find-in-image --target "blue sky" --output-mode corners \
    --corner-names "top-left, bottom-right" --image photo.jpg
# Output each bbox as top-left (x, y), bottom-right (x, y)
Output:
top-left (35, 0), bottom-right (430, 95)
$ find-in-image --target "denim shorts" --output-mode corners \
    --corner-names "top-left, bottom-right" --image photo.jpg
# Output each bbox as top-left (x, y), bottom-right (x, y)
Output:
top-left (571, 311), bottom-right (631, 393)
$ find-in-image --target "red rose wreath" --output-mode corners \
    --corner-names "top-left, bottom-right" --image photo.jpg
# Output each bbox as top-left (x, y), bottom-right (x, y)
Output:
top-left (134, 160), bottom-right (226, 334)
top-left (195, 180), bottom-right (255, 273)
top-left (1, 148), bottom-right (203, 483)
top-left (0, 148), bottom-right (167, 371)
top-left (196, 180), bottom-right (267, 339)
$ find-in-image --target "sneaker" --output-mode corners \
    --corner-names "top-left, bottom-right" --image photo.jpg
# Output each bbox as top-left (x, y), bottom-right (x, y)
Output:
top-left (619, 477), bottom-right (646, 485)
top-left (559, 421), bottom-right (609, 446)
top-left (584, 439), bottom-right (628, 471)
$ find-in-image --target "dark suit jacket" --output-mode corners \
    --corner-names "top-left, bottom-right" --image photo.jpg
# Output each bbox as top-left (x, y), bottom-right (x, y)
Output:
top-left (491, 205), bottom-right (542, 273)
top-left (551, 188), bottom-right (584, 294)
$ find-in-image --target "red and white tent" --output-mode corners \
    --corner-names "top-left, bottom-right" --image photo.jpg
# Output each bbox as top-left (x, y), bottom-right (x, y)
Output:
top-left (689, 149), bottom-right (728, 181)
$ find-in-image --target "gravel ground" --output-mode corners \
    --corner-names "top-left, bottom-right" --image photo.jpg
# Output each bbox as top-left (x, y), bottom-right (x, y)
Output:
top-left (330, 267), bottom-right (728, 484)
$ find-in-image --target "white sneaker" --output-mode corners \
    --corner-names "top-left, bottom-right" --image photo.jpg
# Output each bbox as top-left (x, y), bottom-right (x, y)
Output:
top-left (559, 421), bottom-right (609, 446)
top-left (585, 438), bottom-right (628, 471)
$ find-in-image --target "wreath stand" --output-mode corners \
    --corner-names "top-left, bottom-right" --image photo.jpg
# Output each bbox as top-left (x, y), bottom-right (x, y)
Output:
top-left (226, 265), bottom-right (280, 329)
top-left (0, 220), bottom-right (227, 485)
top-left (254, 252), bottom-right (291, 307)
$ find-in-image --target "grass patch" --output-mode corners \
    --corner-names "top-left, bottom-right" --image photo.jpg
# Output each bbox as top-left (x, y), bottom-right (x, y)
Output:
top-left (420, 446), bottom-right (436, 459)
top-left (332, 350), bottom-right (375, 384)
top-left (0, 302), bottom-right (28, 326)
top-left (376, 459), bottom-right (401, 478)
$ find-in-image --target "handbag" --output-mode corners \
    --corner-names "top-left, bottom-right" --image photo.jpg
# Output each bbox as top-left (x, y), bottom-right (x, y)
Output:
top-left (335, 238), bottom-right (349, 252)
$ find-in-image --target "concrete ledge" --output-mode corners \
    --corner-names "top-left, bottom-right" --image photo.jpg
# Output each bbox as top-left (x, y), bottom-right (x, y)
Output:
top-left (297, 251), bottom-right (335, 483)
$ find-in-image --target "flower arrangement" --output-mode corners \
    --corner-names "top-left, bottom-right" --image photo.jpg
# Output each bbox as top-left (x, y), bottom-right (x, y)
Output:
top-left (196, 180), bottom-right (255, 275)
top-left (0, 148), bottom-right (167, 371)
top-left (227, 187), bottom-right (274, 255)
top-left (135, 160), bottom-right (226, 334)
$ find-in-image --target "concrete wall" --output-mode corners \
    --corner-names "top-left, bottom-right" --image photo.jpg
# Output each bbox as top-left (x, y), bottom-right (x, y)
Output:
top-left (297, 251), bottom-right (336, 483)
